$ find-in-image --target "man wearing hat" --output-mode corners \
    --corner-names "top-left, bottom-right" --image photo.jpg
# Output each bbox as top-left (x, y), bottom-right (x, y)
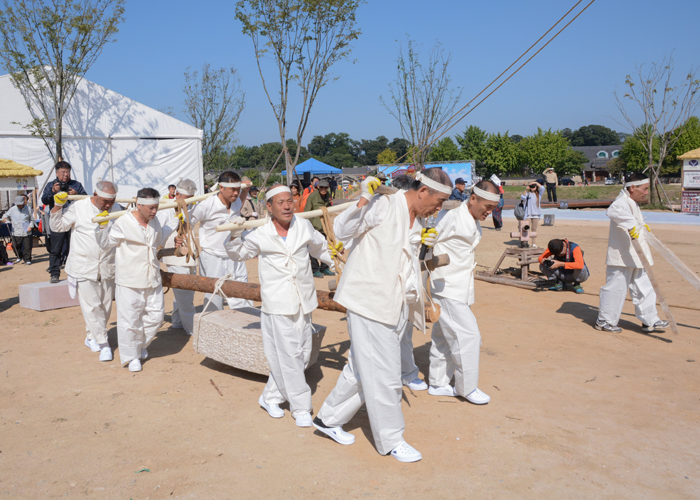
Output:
top-left (303, 179), bottom-right (335, 277)
top-left (376, 172), bottom-right (388, 185)
top-left (449, 177), bottom-right (469, 201)
top-left (544, 167), bottom-right (558, 203)
top-left (1, 195), bottom-right (35, 264)
top-left (240, 181), bottom-right (260, 221)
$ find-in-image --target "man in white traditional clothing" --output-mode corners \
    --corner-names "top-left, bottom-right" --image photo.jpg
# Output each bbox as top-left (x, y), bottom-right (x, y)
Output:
top-left (50, 181), bottom-right (121, 361)
top-left (313, 168), bottom-right (451, 463)
top-left (156, 178), bottom-right (198, 335)
top-left (595, 173), bottom-right (668, 334)
top-left (427, 179), bottom-right (501, 404)
top-left (96, 188), bottom-right (183, 372)
top-left (225, 184), bottom-right (339, 428)
top-left (191, 171), bottom-right (253, 311)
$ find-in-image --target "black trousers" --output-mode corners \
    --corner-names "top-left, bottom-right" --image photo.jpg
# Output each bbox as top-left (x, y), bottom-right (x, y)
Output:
top-left (546, 182), bottom-right (557, 203)
top-left (14, 235), bottom-right (33, 262)
top-left (48, 230), bottom-right (71, 277)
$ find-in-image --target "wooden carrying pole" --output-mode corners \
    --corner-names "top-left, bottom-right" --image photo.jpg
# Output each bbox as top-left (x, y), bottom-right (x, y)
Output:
top-left (631, 239), bottom-right (679, 335)
top-left (66, 195), bottom-right (142, 204)
top-left (91, 191), bottom-right (219, 223)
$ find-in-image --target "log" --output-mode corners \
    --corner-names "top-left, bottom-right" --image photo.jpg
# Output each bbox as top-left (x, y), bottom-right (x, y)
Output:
top-left (92, 191), bottom-right (219, 223)
top-left (474, 273), bottom-right (537, 290)
top-left (160, 271), bottom-right (346, 314)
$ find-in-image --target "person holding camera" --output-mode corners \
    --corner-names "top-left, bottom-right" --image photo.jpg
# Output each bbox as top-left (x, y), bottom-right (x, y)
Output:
top-left (538, 238), bottom-right (589, 293)
top-left (41, 160), bottom-right (87, 283)
top-left (520, 181), bottom-right (544, 248)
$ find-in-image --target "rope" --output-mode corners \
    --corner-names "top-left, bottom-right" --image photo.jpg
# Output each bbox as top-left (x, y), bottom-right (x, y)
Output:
top-left (320, 206), bottom-right (346, 280)
top-left (195, 273), bottom-right (238, 334)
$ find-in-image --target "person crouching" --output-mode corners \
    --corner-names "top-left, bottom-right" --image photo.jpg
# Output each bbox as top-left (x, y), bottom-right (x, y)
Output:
top-left (538, 238), bottom-right (590, 293)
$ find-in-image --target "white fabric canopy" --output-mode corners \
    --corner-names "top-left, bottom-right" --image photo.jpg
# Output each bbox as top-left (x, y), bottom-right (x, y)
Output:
top-left (0, 73), bottom-right (204, 198)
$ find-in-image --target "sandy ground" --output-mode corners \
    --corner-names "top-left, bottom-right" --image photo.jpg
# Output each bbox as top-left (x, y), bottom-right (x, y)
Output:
top-left (1, 218), bottom-right (699, 499)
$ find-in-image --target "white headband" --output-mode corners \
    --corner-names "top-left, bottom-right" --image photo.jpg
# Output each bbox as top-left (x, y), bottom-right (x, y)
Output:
top-left (415, 172), bottom-right (452, 195)
top-left (137, 197), bottom-right (159, 205)
top-left (219, 182), bottom-right (241, 188)
top-left (177, 188), bottom-right (194, 197)
top-left (266, 185), bottom-right (292, 201)
top-left (624, 179), bottom-right (650, 187)
top-left (95, 188), bottom-right (116, 199)
top-left (472, 186), bottom-right (501, 202)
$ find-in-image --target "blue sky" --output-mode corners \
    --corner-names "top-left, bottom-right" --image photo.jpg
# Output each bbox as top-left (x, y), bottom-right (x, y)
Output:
top-left (83, 0), bottom-right (699, 147)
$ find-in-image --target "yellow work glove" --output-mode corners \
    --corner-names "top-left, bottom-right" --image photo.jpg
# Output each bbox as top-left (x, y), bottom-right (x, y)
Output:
top-left (360, 176), bottom-right (381, 201)
top-left (96, 210), bottom-right (109, 227)
top-left (421, 227), bottom-right (438, 247)
top-left (329, 241), bottom-right (343, 258)
top-left (54, 191), bottom-right (68, 206)
top-left (644, 223), bottom-right (650, 233)
top-left (628, 226), bottom-right (640, 240)
top-left (176, 211), bottom-right (185, 224)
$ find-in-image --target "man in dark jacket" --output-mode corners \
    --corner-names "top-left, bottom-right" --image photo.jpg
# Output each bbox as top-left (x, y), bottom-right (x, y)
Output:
top-left (41, 160), bottom-right (86, 283)
top-left (449, 177), bottom-right (469, 201)
top-left (303, 179), bottom-right (334, 277)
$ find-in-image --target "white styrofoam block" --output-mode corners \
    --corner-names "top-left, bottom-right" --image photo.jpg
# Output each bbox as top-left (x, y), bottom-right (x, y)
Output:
top-left (19, 280), bottom-right (81, 311)
top-left (192, 307), bottom-right (326, 376)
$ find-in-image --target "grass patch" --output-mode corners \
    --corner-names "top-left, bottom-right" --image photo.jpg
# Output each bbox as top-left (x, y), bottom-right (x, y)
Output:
top-left (503, 184), bottom-right (682, 201)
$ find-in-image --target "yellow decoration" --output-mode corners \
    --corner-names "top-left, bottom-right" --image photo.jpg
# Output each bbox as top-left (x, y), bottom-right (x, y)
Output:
top-left (0, 159), bottom-right (44, 178)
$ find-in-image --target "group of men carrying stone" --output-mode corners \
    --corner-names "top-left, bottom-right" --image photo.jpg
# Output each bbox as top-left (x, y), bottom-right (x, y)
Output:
top-left (49, 159), bottom-right (666, 463)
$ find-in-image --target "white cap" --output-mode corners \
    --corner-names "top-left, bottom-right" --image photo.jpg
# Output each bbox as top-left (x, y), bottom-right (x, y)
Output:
top-left (490, 174), bottom-right (501, 186)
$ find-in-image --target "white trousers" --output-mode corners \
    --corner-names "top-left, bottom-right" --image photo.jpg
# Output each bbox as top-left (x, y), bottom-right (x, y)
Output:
top-left (598, 266), bottom-right (660, 327)
top-left (429, 295), bottom-right (481, 397)
top-left (318, 307), bottom-right (408, 455)
top-left (261, 311), bottom-right (314, 418)
top-left (400, 322), bottom-right (420, 384)
top-left (167, 264), bottom-right (196, 334)
top-left (115, 284), bottom-right (164, 365)
top-left (77, 278), bottom-right (115, 346)
top-left (198, 251), bottom-right (253, 311)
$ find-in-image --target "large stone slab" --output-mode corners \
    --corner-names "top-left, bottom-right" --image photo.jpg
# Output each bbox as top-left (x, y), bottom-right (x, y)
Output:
top-left (19, 280), bottom-right (80, 311)
top-left (192, 307), bottom-right (326, 376)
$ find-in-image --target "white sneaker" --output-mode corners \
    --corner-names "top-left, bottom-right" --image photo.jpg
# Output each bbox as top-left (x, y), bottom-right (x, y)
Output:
top-left (258, 395), bottom-right (284, 418)
top-left (295, 412), bottom-right (313, 427)
top-left (390, 441), bottom-right (422, 463)
top-left (428, 385), bottom-right (457, 397)
top-left (312, 417), bottom-right (355, 445)
top-left (141, 348), bottom-right (148, 360)
top-left (404, 378), bottom-right (428, 391)
top-left (128, 359), bottom-right (142, 372)
top-left (466, 388), bottom-right (490, 405)
top-left (99, 347), bottom-right (113, 362)
top-left (84, 337), bottom-right (100, 352)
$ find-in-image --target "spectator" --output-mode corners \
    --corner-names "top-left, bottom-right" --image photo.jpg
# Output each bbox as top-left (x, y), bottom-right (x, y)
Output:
top-left (329, 176), bottom-right (338, 199)
top-left (538, 238), bottom-right (589, 293)
top-left (490, 174), bottom-right (505, 231)
top-left (520, 181), bottom-right (544, 248)
top-left (164, 184), bottom-right (177, 200)
top-left (2, 195), bottom-right (35, 265)
top-left (41, 160), bottom-right (86, 282)
top-left (544, 168), bottom-right (558, 203)
top-left (449, 177), bottom-right (469, 201)
top-left (303, 179), bottom-right (334, 277)
top-left (290, 181), bottom-right (303, 212)
top-left (241, 185), bottom-right (259, 221)
top-left (376, 172), bottom-right (388, 185)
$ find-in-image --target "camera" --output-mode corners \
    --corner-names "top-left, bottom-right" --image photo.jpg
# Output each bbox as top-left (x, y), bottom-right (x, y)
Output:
top-left (542, 260), bottom-right (554, 268)
top-left (59, 181), bottom-right (70, 192)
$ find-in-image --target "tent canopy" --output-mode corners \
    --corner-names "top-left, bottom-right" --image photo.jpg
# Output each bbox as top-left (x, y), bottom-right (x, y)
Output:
top-left (281, 158), bottom-right (342, 176)
top-left (0, 73), bottom-right (204, 198)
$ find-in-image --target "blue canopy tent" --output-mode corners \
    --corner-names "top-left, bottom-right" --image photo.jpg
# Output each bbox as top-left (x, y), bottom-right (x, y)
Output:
top-left (281, 158), bottom-right (342, 180)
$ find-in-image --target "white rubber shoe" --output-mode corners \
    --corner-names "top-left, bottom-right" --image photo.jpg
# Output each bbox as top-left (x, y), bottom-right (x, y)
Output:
top-left (99, 347), bottom-right (113, 362)
top-left (141, 348), bottom-right (148, 360)
top-left (428, 385), bottom-right (457, 397)
top-left (466, 388), bottom-right (490, 405)
top-left (295, 412), bottom-right (313, 427)
top-left (128, 359), bottom-right (142, 372)
top-left (404, 378), bottom-right (428, 391)
top-left (390, 441), bottom-right (422, 463)
top-left (312, 417), bottom-right (355, 445)
top-left (85, 337), bottom-right (100, 352)
top-left (259, 395), bottom-right (284, 418)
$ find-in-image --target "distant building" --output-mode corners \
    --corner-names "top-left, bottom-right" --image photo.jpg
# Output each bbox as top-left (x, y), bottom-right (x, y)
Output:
top-left (572, 145), bottom-right (621, 182)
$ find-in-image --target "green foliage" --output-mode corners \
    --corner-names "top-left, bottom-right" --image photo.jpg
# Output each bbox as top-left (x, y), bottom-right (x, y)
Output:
top-left (376, 148), bottom-right (397, 165)
top-left (671, 116), bottom-right (700, 158)
top-left (555, 149), bottom-right (588, 176)
top-left (518, 128), bottom-right (569, 174)
top-left (455, 125), bottom-right (487, 172)
top-left (568, 124), bottom-right (621, 146)
top-left (621, 130), bottom-right (656, 172)
top-left (0, 0), bottom-right (126, 159)
top-left (428, 137), bottom-right (461, 162)
top-left (308, 132), bottom-right (356, 168)
top-left (606, 156), bottom-right (627, 177)
top-left (481, 132), bottom-right (519, 175)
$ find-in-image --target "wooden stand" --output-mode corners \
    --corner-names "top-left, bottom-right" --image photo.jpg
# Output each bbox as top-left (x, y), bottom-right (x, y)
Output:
top-left (475, 247), bottom-right (545, 289)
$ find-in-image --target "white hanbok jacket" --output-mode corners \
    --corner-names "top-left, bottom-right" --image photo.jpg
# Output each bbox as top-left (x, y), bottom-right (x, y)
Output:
top-left (50, 197), bottom-right (122, 281)
top-left (190, 194), bottom-right (243, 258)
top-left (225, 216), bottom-right (333, 316)
top-left (156, 207), bottom-right (196, 267)
top-left (605, 188), bottom-right (653, 269)
top-left (333, 191), bottom-right (424, 328)
top-left (430, 201), bottom-right (482, 306)
top-left (96, 211), bottom-right (177, 288)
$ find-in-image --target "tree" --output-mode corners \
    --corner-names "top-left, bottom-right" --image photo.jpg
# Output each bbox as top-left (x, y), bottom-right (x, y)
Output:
top-left (236, 0), bottom-right (361, 185)
top-left (455, 125), bottom-right (487, 172)
top-left (428, 136), bottom-right (461, 162)
top-left (388, 137), bottom-right (411, 160)
top-left (614, 55), bottom-right (700, 206)
top-left (510, 134), bottom-right (524, 144)
top-left (0, 0), bottom-right (125, 161)
top-left (481, 132), bottom-right (520, 176)
top-left (354, 135), bottom-right (389, 166)
top-left (376, 148), bottom-right (397, 165)
top-left (568, 124), bottom-right (621, 146)
top-left (183, 63), bottom-right (246, 172)
top-left (555, 149), bottom-right (588, 176)
top-left (671, 116), bottom-right (700, 159)
top-left (518, 128), bottom-right (569, 174)
top-left (380, 38), bottom-right (462, 168)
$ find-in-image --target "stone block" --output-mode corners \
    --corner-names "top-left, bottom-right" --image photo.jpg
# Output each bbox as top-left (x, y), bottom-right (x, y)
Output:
top-left (192, 307), bottom-right (326, 376)
top-left (19, 280), bottom-right (81, 311)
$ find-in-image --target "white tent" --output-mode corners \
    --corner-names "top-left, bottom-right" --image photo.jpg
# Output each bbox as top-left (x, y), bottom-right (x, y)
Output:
top-left (0, 73), bottom-right (203, 199)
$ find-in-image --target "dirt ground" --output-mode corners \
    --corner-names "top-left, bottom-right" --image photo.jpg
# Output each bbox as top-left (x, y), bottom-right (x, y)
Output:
top-left (1, 217), bottom-right (699, 499)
